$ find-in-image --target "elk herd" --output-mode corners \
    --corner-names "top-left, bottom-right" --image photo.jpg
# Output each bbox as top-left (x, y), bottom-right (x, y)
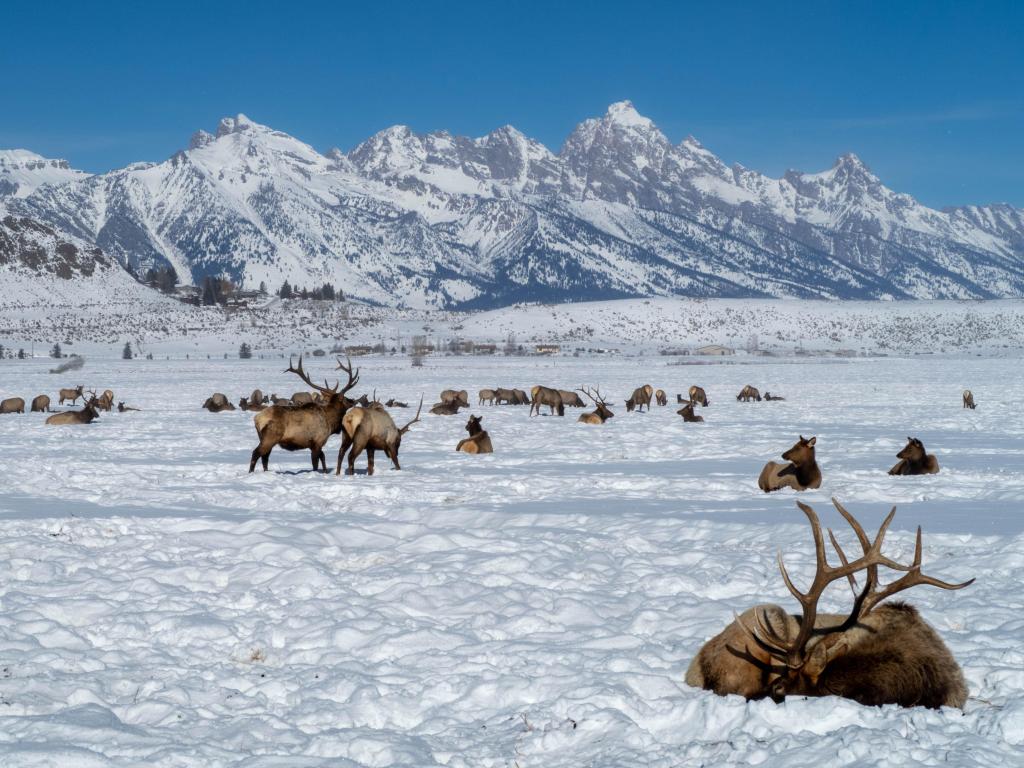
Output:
top-left (0, 384), bottom-right (138, 425)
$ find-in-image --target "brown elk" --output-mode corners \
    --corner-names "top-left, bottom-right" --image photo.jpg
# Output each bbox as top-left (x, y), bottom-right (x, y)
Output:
top-left (764, 392), bottom-right (786, 401)
top-left (888, 437), bottom-right (940, 476)
top-left (456, 414), bottom-right (493, 454)
top-left (203, 393), bottom-right (236, 412)
top-left (238, 396), bottom-right (266, 412)
top-left (493, 388), bottom-right (518, 405)
top-left (558, 390), bottom-right (586, 408)
top-left (291, 391), bottom-right (315, 406)
top-left (249, 356), bottom-right (360, 472)
top-left (962, 390), bottom-right (976, 409)
top-left (440, 389), bottom-right (470, 407)
top-left (270, 393), bottom-right (291, 406)
top-left (655, 389), bottom-right (668, 406)
top-left (689, 386), bottom-right (709, 407)
top-left (758, 435), bottom-right (821, 492)
top-left (31, 395), bottom-right (51, 413)
top-left (337, 397), bottom-right (423, 475)
top-left (250, 388), bottom-right (266, 406)
top-left (625, 384), bottom-right (653, 413)
top-left (686, 499), bottom-right (973, 709)
top-left (513, 389), bottom-right (530, 405)
top-left (430, 401), bottom-right (462, 415)
top-left (94, 390), bottom-right (114, 412)
top-left (737, 385), bottom-right (762, 402)
top-left (676, 402), bottom-right (704, 422)
top-left (59, 385), bottom-right (84, 405)
top-left (478, 389), bottom-right (496, 405)
top-left (530, 386), bottom-right (564, 416)
top-left (577, 386), bottom-right (614, 425)
top-left (385, 398), bottom-right (407, 408)
top-left (46, 393), bottom-right (99, 425)
top-left (0, 397), bottom-right (25, 414)
top-left (117, 402), bottom-right (140, 412)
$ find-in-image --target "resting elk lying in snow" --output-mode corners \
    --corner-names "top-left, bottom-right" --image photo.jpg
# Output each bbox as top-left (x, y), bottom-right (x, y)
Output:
top-left (686, 498), bottom-right (973, 708)
top-left (676, 402), bottom-right (704, 422)
top-left (764, 392), bottom-right (786, 401)
top-left (456, 414), bottom-right (493, 454)
top-left (625, 384), bottom-right (653, 412)
top-left (249, 356), bottom-right (359, 472)
top-left (0, 397), bottom-right (25, 414)
top-left (31, 395), bottom-right (50, 413)
top-left (59, 385), bottom-right (84, 405)
top-left (737, 385), bottom-right (762, 402)
top-left (238, 396), bottom-right (266, 412)
top-left (46, 394), bottom-right (100, 425)
top-left (888, 437), bottom-right (939, 476)
top-left (530, 386), bottom-right (564, 416)
top-left (962, 390), bottom-right (976, 409)
top-left (117, 402), bottom-right (141, 412)
top-left (203, 393), bottom-right (236, 412)
top-left (337, 397), bottom-right (423, 475)
top-left (385, 398), bottom-right (407, 408)
top-left (689, 386), bottom-right (709, 407)
top-left (758, 435), bottom-right (821, 492)
top-left (577, 386), bottom-right (614, 424)
top-left (430, 400), bottom-right (462, 415)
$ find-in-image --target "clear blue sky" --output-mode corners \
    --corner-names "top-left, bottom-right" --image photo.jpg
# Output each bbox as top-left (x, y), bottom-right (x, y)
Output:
top-left (4, 0), bottom-right (1021, 208)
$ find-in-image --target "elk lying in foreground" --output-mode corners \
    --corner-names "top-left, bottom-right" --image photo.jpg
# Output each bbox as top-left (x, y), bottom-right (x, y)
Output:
top-left (625, 384), bottom-right (653, 412)
top-left (46, 395), bottom-right (99, 425)
top-left (59, 385), bottom-right (84, 405)
top-left (249, 356), bottom-right (359, 472)
top-left (430, 401), bottom-right (462, 415)
top-left (689, 386), bottom-right (709, 407)
top-left (558, 390), bottom-right (586, 408)
top-left (686, 499), bottom-right (973, 708)
top-left (655, 389), bottom-right (668, 406)
top-left (737, 385), bottom-right (762, 402)
top-left (440, 389), bottom-right (470, 407)
top-left (759, 435), bottom-right (821, 492)
top-left (203, 393), bottom-right (236, 412)
top-left (478, 388), bottom-right (496, 405)
top-left (676, 402), bottom-right (704, 422)
top-left (31, 395), bottom-right (50, 413)
top-left (577, 386), bottom-right (614, 424)
top-left (117, 402), bottom-right (141, 412)
top-left (530, 386), bottom-right (564, 416)
top-left (764, 392), bottom-right (786, 401)
top-left (962, 390), bottom-right (976, 409)
top-left (456, 414), bottom-right (493, 454)
top-left (337, 397), bottom-right (423, 474)
top-left (889, 437), bottom-right (939, 476)
top-left (0, 397), bottom-right (25, 414)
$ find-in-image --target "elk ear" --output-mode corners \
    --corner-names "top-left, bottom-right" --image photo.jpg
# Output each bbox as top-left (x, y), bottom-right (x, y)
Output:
top-left (806, 436), bottom-right (816, 447)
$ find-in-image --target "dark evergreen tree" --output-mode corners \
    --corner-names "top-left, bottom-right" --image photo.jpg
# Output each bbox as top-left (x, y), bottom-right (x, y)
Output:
top-left (239, 342), bottom-right (252, 359)
top-left (279, 280), bottom-right (293, 299)
top-left (50, 343), bottom-right (62, 358)
top-left (122, 341), bottom-right (133, 360)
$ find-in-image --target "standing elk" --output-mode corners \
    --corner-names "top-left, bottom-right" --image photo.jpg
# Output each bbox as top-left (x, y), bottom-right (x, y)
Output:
top-left (888, 437), bottom-right (940, 476)
top-left (625, 384), bottom-right (653, 413)
top-left (676, 402), bottom-right (704, 422)
top-left (686, 498), bottom-right (973, 708)
top-left (59, 385), bottom-right (84, 405)
top-left (94, 390), bottom-right (114, 412)
top-left (689, 386), bottom-right (709, 407)
top-left (46, 393), bottom-right (99, 425)
top-left (337, 397), bottom-right (423, 475)
top-left (493, 388), bottom-right (518, 405)
top-left (577, 386), bottom-right (614, 425)
top-left (0, 397), bottom-right (25, 414)
top-left (737, 385), bottom-right (762, 402)
top-left (203, 393), bottom-right (236, 412)
top-left (440, 389), bottom-right (470, 407)
top-left (249, 356), bottom-right (360, 472)
top-left (530, 386), bottom-right (564, 416)
top-left (456, 414), bottom-right (493, 454)
top-left (558, 390), bottom-right (586, 408)
top-left (655, 389), bottom-right (668, 406)
top-left (758, 435), bottom-right (821, 492)
top-left (962, 390), bottom-right (976, 409)
top-left (478, 389), bottom-right (496, 406)
top-left (31, 395), bottom-right (51, 413)
top-left (250, 388), bottom-right (266, 406)
top-left (513, 389), bottom-right (530, 405)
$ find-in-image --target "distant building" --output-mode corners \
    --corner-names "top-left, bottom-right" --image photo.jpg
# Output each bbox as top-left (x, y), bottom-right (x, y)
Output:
top-left (474, 343), bottom-right (497, 355)
top-left (695, 344), bottom-right (735, 356)
top-left (344, 345), bottom-right (375, 356)
top-left (534, 344), bottom-right (561, 355)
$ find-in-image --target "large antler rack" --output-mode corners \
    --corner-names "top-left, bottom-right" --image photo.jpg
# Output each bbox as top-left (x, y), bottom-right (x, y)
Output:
top-left (738, 498), bottom-right (974, 670)
top-left (399, 396), bottom-right (424, 434)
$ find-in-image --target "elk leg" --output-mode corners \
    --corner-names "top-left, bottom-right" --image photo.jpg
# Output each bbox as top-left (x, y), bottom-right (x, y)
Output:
top-left (347, 435), bottom-right (367, 475)
top-left (336, 431), bottom-right (353, 475)
top-left (366, 448), bottom-right (376, 476)
top-left (249, 446), bottom-right (262, 473)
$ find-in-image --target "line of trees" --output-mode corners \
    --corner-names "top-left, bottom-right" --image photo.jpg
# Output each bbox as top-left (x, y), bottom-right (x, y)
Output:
top-left (278, 281), bottom-right (343, 301)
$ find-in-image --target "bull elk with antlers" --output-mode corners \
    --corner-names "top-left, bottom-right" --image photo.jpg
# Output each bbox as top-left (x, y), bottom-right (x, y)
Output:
top-left (249, 356), bottom-right (360, 472)
top-left (337, 397), bottom-right (423, 475)
top-left (758, 435), bottom-right (821, 492)
top-left (46, 393), bottom-right (99, 425)
top-left (686, 499), bottom-right (973, 708)
top-left (577, 386), bottom-right (614, 424)
top-left (456, 414), bottom-right (493, 454)
top-left (888, 437), bottom-right (940, 476)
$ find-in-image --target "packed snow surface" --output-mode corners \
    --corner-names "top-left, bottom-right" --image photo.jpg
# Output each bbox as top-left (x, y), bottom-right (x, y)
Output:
top-left (0, 354), bottom-right (1020, 766)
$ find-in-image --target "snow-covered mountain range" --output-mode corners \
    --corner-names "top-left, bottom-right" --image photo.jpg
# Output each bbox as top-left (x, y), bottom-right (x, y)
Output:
top-left (3, 102), bottom-right (1024, 308)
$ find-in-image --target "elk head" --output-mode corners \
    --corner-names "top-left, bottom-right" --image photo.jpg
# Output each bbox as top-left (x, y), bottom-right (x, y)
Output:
top-left (779, 435), bottom-right (816, 475)
top-left (465, 413), bottom-right (484, 435)
top-left (285, 355), bottom-right (360, 410)
top-left (896, 437), bottom-right (926, 463)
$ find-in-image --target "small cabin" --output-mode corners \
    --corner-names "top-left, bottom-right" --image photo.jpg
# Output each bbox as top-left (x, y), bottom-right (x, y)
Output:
top-left (695, 344), bottom-right (735, 356)
top-left (534, 344), bottom-right (561, 355)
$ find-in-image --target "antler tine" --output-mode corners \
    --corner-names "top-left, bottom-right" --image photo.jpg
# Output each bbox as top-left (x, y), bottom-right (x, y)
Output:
top-left (577, 386), bottom-right (597, 405)
top-left (399, 396), bottom-right (424, 434)
top-left (733, 611), bottom-right (790, 663)
top-left (286, 355), bottom-right (338, 395)
top-left (827, 527), bottom-right (859, 596)
top-left (335, 355), bottom-right (360, 394)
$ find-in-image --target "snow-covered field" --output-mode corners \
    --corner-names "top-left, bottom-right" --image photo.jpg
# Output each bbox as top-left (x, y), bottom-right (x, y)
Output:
top-left (0, 353), bottom-right (1021, 766)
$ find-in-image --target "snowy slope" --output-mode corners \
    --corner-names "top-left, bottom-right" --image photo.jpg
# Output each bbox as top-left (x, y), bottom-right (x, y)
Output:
top-left (7, 103), bottom-right (1024, 307)
top-left (0, 149), bottom-right (90, 201)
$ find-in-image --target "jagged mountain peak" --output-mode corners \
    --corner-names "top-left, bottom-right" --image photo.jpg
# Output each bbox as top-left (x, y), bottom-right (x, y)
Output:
top-left (216, 113), bottom-right (260, 137)
top-left (604, 100), bottom-right (654, 129)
